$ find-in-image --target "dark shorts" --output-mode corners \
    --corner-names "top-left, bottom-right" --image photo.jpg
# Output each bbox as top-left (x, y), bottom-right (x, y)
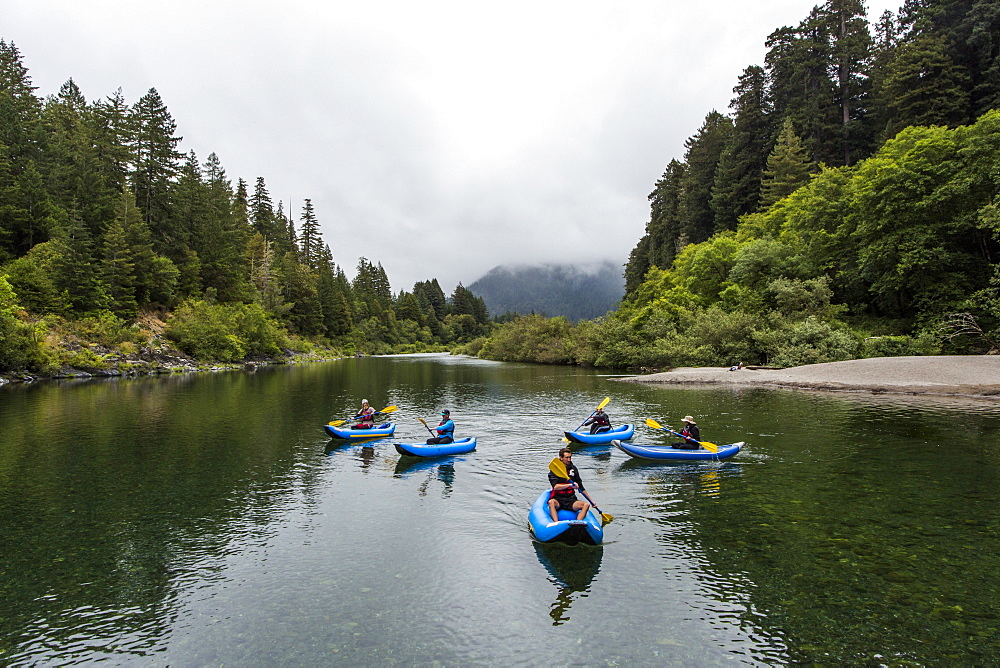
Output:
top-left (672, 442), bottom-right (700, 450)
top-left (426, 436), bottom-right (454, 444)
top-left (552, 494), bottom-right (579, 511)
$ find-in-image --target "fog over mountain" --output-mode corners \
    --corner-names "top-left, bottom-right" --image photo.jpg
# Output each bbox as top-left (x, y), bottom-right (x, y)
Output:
top-left (469, 262), bottom-right (624, 321)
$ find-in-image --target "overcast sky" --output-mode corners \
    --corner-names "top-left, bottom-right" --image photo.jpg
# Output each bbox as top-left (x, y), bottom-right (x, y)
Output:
top-left (5, 0), bottom-right (899, 293)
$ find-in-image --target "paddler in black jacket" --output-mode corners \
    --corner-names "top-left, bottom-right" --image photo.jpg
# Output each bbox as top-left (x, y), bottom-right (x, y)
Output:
top-left (547, 448), bottom-right (592, 522)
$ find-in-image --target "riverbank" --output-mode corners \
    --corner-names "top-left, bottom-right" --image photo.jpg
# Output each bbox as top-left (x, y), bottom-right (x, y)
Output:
top-left (616, 355), bottom-right (1000, 399)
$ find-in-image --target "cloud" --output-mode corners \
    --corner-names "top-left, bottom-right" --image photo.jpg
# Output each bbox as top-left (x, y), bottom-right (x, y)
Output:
top-left (5, 0), bottom-right (902, 292)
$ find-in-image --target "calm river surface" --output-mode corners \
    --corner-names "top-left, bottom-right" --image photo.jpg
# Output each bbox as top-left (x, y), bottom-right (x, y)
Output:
top-left (1, 353), bottom-right (998, 665)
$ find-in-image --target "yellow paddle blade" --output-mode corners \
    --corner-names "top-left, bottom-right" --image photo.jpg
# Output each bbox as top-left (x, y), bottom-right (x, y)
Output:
top-left (597, 396), bottom-right (610, 411)
top-left (548, 457), bottom-right (569, 480)
top-left (380, 405), bottom-right (398, 414)
top-left (417, 417), bottom-right (429, 426)
top-left (328, 420), bottom-right (346, 427)
top-left (700, 441), bottom-right (719, 453)
top-left (601, 512), bottom-right (614, 525)
top-left (645, 418), bottom-right (664, 430)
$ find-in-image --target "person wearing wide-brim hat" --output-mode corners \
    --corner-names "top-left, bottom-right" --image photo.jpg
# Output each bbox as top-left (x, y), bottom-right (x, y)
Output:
top-left (426, 409), bottom-right (455, 445)
top-left (671, 415), bottom-right (702, 449)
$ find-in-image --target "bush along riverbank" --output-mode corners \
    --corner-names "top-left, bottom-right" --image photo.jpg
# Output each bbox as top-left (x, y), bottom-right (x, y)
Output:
top-left (0, 306), bottom-right (348, 385)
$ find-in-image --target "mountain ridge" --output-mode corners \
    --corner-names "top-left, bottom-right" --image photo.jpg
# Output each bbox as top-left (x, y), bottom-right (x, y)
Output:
top-left (468, 261), bottom-right (624, 321)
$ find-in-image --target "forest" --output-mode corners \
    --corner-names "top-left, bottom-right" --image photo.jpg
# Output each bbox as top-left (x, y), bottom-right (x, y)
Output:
top-left (0, 40), bottom-right (489, 373)
top-left (473, 0), bottom-right (1000, 368)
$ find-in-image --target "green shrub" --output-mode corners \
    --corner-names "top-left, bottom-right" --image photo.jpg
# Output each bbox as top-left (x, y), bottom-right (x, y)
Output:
top-left (755, 317), bottom-right (859, 367)
top-left (166, 300), bottom-right (287, 362)
top-left (0, 275), bottom-right (45, 371)
top-left (70, 311), bottom-right (146, 346)
top-left (859, 334), bottom-right (938, 358)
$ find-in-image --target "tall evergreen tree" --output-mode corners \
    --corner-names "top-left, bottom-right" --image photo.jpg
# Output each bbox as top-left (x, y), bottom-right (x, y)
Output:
top-left (298, 198), bottom-right (321, 269)
top-left (250, 176), bottom-right (277, 241)
top-left (882, 34), bottom-right (972, 132)
top-left (0, 40), bottom-right (43, 168)
top-left (678, 111), bottom-right (733, 245)
top-left (197, 152), bottom-right (247, 301)
top-left (826, 0), bottom-right (875, 164)
top-left (759, 118), bottom-right (814, 209)
top-left (711, 65), bottom-right (773, 232)
top-left (130, 87), bottom-right (181, 243)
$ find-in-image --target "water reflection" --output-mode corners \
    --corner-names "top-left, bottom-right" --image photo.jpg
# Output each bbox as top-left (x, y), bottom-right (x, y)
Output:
top-left (392, 458), bottom-right (458, 498)
top-left (533, 543), bottom-right (603, 626)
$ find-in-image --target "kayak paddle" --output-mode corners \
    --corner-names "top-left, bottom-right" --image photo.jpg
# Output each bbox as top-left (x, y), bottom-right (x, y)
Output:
top-left (563, 396), bottom-right (611, 442)
top-left (548, 457), bottom-right (613, 525)
top-left (328, 405), bottom-right (397, 427)
top-left (417, 417), bottom-right (436, 437)
top-left (644, 417), bottom-right (718, 453)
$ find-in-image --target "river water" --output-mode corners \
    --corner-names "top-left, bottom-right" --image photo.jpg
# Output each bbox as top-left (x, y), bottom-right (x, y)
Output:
top-left (0, 353), bottom-right (998, 665)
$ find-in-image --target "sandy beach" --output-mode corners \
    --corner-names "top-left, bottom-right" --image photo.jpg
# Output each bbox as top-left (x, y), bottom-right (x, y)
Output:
top-left (616, 355), bottom-right (1000, 399)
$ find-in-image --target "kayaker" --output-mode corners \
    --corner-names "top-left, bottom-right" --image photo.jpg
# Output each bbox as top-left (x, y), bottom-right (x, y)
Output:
top-left (426, 409), bottom-right (455, 444)
top-left (582, 407), bottom-right (612, 434)
top-left (547, 448), bottom-right (592, 522)
top-left (671, 415), bottom-right (701, 449)
top-left (353, 399), bottom-right (376, 429)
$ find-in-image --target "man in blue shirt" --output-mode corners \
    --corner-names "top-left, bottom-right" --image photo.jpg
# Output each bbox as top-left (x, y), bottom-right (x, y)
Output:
top-left (426, 409), bottom-right (455, 444)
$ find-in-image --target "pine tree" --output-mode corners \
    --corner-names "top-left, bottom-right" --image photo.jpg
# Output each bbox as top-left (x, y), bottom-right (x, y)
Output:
top-left (826, 0), bottom-right (875, 164)
top-left (131, 88), bottom-right (181, 241)
top-left (678, 111), bottom-right (733, 244)
top-left (413, 279), bottom-right (447, 320)
top-left (759, 118), bottom-right (813, 209)
top-left (49, 210), bottom-right (107, 313)
top-left (250, 176), bottom-right (277, 241)
top-left (0, 40), bottom-right (43, 168)
top-left (882, 34), bottom-right (971, 133)
top-left (298, 198), bottom-right (321, 269)
top-left (197, 152), bottom-right (247, 302)
top-left (711, 65), bottom-right (773, 232)
top-left (100, 209), bottom-right (138, 317)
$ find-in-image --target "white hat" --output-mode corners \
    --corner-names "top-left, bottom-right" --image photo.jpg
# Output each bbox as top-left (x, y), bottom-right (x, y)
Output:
top-left (682, 415), bottom-right (696, 424)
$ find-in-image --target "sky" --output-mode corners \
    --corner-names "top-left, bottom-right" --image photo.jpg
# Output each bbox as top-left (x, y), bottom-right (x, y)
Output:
top-left (4, 0), bottom-right (900, 293)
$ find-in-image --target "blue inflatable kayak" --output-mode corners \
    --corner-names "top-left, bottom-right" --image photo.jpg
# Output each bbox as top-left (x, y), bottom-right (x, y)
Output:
top-left (564, 423), bottom-right (635, 445)
top-left (613, 439), bottom-right (743, 461)
top-left (528, 490), bottom-right (604, 546)
top-left (323, 422), bottom-right (396, 440)
top-left (394, 437), bottom-right (477, 457)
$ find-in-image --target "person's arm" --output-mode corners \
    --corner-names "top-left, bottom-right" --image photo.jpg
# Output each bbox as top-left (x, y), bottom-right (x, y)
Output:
top-left (548, 471), bottom-right (573, 490)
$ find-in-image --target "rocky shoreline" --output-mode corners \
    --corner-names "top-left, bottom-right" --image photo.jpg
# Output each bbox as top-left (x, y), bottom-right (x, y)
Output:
top-left (616, 355), bottom-right (1000, 399)
top-left (0, 344), bottom-right (343, 385)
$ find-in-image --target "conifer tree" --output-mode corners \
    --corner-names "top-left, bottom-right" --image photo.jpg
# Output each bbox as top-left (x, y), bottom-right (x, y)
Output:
top-left (0, 40), bottom-right (43, 168)
top-left (198, 152), bottom-right (247, 301)
top-left (130, 88), bottom-right (181, 238)
top-left (624, 234), bottom-right (652, 299)
top-left (250, 176), bottom-right (276, 240)
top-left (759, 118), bottom-right (813, 209)
top-left (678, 111), bottom-right (733, 244)
top-left (882, 34), bottom-right (971, 132)
top-left (49, 210), bottom-right (106, 313)
top-left (298, 198), bottom-right (321, 269)
top-left (246, 232), bottom-right (284, 313)
top-left (91, 88), bottom-right (132, 195)
top-left (711, 65), bottom-right (773, 232)
top-left (100, 208), bottom-right (138, 317)
top-left (826, 0), bottom-right (875, 164)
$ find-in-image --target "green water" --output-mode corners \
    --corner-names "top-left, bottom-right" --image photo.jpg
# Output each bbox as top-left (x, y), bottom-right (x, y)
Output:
top-left (0, 354), bottom-right (998, 665)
